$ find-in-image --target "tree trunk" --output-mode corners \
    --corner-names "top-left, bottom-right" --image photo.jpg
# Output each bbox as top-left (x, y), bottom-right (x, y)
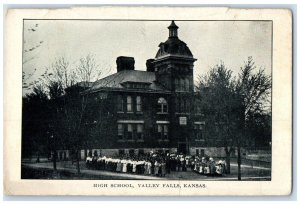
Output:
top-left (237, 145), bottom-right (241, 180)
top-left (224, 147), bottom-right (232, 174)
top-left (225, 153), bottom-right (231, 174)
top-left (53, 151), bottom-right (57, 171)
top-left (76, 150), bottom-right (80, 175)
top-left (84, 148), bottom-right (87, 159)
top-left (36, 151), bottom-right (40, 163)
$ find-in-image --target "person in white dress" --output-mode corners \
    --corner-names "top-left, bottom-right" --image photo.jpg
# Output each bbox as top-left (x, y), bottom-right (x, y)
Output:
top-left (122, 159), bottom-right (127, 173)
top-left (132, 161), bottom-right (137, 173)
top-left (147, 161), bottom-right (152, 175)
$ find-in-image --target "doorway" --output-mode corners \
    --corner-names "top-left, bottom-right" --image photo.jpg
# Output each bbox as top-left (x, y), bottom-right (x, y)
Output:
top-left (178, 143), bottom-right (187, 155)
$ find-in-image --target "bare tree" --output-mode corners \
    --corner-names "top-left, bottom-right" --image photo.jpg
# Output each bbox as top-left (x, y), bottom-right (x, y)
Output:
top-left (236, 56), bottom-right (271, 119)
top-left (75, 54), bottom-right (105, 85)
top-left (43, 54), bottom-right (111, 174)
top-left (22, 23), bottom-right (44, 89)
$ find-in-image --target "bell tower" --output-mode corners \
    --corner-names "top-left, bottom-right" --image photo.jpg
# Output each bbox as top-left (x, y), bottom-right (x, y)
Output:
top-left (153, 20), bottom-right (197, 94)
top-left (168, 20), bottom-right (178, 38)
top-left (153, 21), bottom-right (197, 154)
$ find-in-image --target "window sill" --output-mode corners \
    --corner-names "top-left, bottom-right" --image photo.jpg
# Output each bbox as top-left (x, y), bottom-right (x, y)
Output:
top-left (126, 111), bottom-right (134, 114)
top-left (158, 139), bottom-right (169, 142)
top-left (175, 112), bottom-right (190, 115)
top-left (117, 111), bottom-right (124, 114)
top-left (117, 139), bottom-right (125, 142)
top-left (127, 139), bottom-right (135, 142)
top-left (137, 140), bottom-right (144, 142)
top-left (117, 139), bottom-right (136, 142)
top-left (157, 112), bottom-right (169, 115)
top-left (195, 139), bottom-right (205, 142)
top-left (136, 112), bottom-right (143, 114)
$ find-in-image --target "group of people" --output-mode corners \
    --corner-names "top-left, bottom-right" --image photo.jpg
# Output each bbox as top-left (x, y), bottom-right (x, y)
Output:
top-left (86, 153), bottom-right (168, 177)
top-left (86, 151), bottom-right (226, 177)
top-left (192, 157), bottom-right (226, 176)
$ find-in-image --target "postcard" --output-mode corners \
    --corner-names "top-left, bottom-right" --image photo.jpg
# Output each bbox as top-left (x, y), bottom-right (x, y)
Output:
top-left (4, 7), bottom-right (292, 196)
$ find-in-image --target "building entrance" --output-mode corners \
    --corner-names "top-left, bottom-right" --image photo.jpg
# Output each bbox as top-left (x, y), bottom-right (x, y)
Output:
top-left (178, 143), bottom-right (187, 155)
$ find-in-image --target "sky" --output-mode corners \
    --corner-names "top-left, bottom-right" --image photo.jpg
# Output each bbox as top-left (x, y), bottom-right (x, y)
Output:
top-left (23, 20), bottom-right (272, 93)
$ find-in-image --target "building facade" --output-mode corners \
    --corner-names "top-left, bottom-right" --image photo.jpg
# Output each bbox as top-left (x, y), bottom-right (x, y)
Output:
top-left (59, 21), bottom-right (229, 160)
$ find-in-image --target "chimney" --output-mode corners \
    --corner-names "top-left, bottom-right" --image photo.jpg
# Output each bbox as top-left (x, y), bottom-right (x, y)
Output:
top-left (146, 59), bottom-right (155, 72)
top-left (116, 56), bottom-right (135, 72)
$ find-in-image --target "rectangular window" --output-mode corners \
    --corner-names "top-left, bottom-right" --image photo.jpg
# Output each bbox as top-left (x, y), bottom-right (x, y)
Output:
top-left (176, 99), bottom-right (180, 112)
top-left (118, 124), bottom-right (124, 140)
top-left (157, 124), bottom-right (162, 139)
top-left (157, 124), bottom-right (168, 140)
top-left (136, 96), bottom-right (142, 112)
top-left (163, 125), bottom-right (168, 140)
top-left (197, 130), bottom-right (203, 139)
top-left (158, 124), bottom-right (162, 132)
top-left (137, 124), bottom-right (144, 140)
top-left (184, 99), bottom-right (189, 112)
top-left (180, 99), bottom-right (185, 113)
top-left (194, 124), bottom-right (204, 140)
top-left (127, 124), bottom-right (133, 140)
top-left (127, 96), bottom-right (132, 112)
top-left (196, 104), bottom-right (201, 113)
top-left (117, 95), bottom-right (124, 112)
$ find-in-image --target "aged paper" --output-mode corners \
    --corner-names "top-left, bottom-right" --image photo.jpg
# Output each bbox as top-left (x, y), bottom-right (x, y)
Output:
top-left (4, 7), bottom-right (292, 196)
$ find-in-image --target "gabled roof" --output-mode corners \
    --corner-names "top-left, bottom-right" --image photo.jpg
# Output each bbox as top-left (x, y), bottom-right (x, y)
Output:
top-left (86, 70), bottom-right (170, 93)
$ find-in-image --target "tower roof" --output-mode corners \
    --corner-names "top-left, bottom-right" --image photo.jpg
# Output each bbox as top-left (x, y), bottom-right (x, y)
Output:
top-left (168, 20), bottom-right (178, 29)
top-left (155, 21), bottom-right (193, 59)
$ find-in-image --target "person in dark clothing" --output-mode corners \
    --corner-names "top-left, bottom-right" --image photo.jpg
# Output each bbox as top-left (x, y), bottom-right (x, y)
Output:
top-left (166, 156), bottom-right (171, 174)
top-left (182, 157), bottom-right (187, 171)
top-left (177, 157), bottom-right (181, 171)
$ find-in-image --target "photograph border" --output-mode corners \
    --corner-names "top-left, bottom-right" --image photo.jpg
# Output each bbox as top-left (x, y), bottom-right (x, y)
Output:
top-left (4, 8), bottom-right (291, 195)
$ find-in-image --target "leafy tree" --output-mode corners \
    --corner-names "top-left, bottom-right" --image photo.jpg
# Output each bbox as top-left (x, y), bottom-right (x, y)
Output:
top-left (196, 57), bottom-right (271, 180)
top-left (236, 57), bottom-right (271, 147)
top-left (196, 63), bottom-right (239, 174)
top-left (22, 85), bottom-right (49, 161)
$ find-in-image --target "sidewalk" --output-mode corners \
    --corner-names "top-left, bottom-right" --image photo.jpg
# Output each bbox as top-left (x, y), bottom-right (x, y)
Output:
top-left (230, 163), bottom-right (271, 170)
top-left (22, 162), bottom-right (161, 180)
top-left (22, 161), bottom-right (271, 180)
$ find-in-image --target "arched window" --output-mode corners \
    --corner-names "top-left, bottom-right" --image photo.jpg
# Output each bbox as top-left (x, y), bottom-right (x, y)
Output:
top-left (180, 78), bottom-right (185, 91)
top-left (157, 97), bottom-right (168, 113)
top-left (185, 78), bottom-right (190, 91)
top-left (175, 78), bottom-right (179, 91)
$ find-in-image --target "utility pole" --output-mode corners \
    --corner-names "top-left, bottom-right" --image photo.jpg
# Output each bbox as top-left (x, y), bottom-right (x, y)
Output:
top-left (237, 142), bottom-right (241, 180)
top-left (50, 135), bottom-right (57, 172)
